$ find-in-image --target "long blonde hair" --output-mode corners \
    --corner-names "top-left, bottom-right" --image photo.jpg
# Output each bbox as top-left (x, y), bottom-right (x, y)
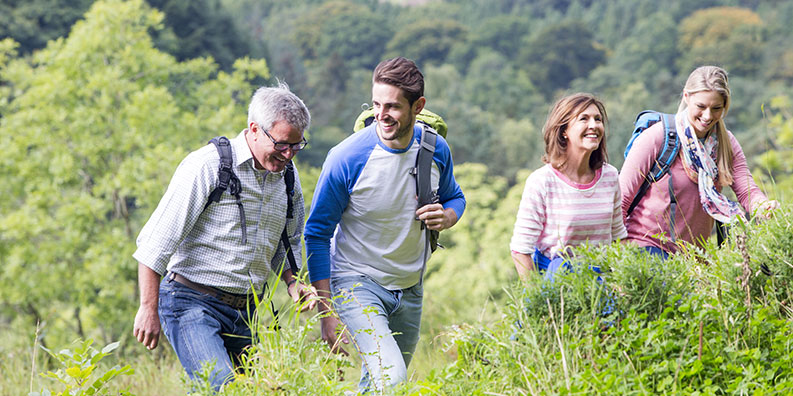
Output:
top-left (677, 66), bottom-right (734, 186)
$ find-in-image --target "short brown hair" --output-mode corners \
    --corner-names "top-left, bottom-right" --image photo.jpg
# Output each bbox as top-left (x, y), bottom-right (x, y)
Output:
top-left (542, 93), bottom-right (609, 170)
top-left (372, 57), bottom-right (424, 105)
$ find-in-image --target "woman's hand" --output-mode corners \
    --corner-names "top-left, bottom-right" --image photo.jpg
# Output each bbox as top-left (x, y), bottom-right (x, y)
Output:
top-left (753, 199), bottom-right (781, 219)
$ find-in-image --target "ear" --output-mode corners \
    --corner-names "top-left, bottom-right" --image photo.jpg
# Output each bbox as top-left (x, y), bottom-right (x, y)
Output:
top-left (249, 121), bottom-right (258, 133)
top-left (412, 97), bottom-right (426, 115)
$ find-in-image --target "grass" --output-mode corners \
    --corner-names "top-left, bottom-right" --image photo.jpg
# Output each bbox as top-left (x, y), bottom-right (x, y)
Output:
top-left (7, 206), bottom-right (793, 395)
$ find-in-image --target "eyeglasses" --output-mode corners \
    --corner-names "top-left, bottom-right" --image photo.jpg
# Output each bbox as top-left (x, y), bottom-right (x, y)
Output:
top-left (261, 127), bottom-right (308, 152)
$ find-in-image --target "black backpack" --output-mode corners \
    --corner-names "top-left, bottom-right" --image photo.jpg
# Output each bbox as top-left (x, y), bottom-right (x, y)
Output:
top-left (203, 136), bottom-right (300, 276)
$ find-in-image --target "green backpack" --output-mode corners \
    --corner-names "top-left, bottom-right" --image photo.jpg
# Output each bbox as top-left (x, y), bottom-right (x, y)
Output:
top-left (353, 108), bottom-right (448, 138)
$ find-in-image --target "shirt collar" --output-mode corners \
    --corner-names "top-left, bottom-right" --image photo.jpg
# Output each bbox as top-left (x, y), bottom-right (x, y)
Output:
top-left (231, 129), bottom-right (255, 168)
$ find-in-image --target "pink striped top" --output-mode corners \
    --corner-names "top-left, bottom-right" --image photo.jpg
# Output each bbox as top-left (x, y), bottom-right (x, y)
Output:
top-left (510, 163), bottom-right (627, 258)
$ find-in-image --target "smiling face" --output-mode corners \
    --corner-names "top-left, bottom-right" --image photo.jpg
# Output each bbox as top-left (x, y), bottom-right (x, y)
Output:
top-left (565, 103), bottom-right (604, 157)
top-left (372, 82), bottom-right (425, 149)
top-left (247, 119), bottom-right (303, 172)
top-left (685, 90), bottom-right (725, 138)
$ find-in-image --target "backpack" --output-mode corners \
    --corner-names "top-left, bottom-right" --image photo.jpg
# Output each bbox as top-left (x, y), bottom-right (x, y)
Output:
top-left (203, 136), bottom-right (300, 276)
top-left (623, 111), bottom-right (679, 216)
top-left (353, 109), bottom-right (444, 252)
top-left (353, 108), bottom-right (448, 138)
top-left (623, 112), bottom-right (728, 245)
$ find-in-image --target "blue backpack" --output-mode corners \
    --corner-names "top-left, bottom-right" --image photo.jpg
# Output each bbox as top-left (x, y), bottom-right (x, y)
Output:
top-left (623, 111), bottom-right (679, 216)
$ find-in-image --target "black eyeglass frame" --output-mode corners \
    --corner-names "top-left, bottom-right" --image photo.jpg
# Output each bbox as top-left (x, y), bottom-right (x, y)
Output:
top-left (260, 125), bottom-right (308, 152)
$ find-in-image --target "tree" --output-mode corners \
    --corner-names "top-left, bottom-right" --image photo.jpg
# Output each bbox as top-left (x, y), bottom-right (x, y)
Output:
top-left (520, 21), bottom-right (606, 98)
top-left (677, 7), bottom-right (765, 76)
top-left (0, 0), bottom-right (93, 54)
top-left (0, 0), bottom-right (270, 347)
top-left (385, 19), bottom-right (467, 67)
top-left (462, 52), bottom-right (541, 119)
top-left (292, 1), bottom-right (392, 70)
top-left (146, 0), bottom-right (255, 70)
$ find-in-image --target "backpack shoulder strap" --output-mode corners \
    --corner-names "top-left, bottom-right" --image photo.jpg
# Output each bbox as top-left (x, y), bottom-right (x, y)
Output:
top-left (415, 122), bottom-right (438, 208)
top-left (626, 113), bottom-right (680, 216)
top-left (414, 123), bottom-right (442, 256)
top-left (204, 136), bottom-right (247, 244)
top-left (280, 163), bottom-right (300, 276)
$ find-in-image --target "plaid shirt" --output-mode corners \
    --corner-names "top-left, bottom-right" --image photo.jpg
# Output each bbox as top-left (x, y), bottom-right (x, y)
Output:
top-left (133, 130), bottom-right (304, 294)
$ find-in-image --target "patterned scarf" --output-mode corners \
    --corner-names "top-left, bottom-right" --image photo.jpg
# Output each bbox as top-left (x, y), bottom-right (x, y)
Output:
top-left (676, 111), bottom-right (743, 223)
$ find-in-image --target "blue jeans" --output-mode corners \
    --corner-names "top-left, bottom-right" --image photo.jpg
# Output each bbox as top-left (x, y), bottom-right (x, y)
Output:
top-left (644, 246), bottom-right (669, 259)
top-left (158, 277), bottom-right (254, 390)
top-left (331, 275), bottom-right (423, 393)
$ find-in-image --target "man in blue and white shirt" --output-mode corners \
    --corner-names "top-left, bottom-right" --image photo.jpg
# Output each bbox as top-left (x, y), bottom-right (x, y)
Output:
top-left (305, 57), bottom-right (466, 392)
top-left (132, 83), bottom-right (316, 389)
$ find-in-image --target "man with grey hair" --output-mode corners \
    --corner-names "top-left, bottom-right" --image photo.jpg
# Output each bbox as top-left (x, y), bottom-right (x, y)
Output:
top-left (132, 83), bottom-right (316, 389)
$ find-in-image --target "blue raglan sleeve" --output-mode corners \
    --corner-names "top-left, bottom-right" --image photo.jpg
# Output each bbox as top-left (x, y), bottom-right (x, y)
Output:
top-left (433, 135), bottom-right (466, 219)
top-left (304, 150), bottom-right (351, 283)
top-left (305, 127), bottom-right (379, 283)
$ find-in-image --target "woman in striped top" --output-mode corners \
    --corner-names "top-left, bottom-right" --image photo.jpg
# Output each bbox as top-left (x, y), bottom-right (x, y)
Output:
top-left (510, 93), bottom-right (627, 278)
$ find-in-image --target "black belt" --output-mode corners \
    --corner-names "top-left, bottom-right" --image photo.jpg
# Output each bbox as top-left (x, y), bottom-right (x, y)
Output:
top-left (169, 272), bottom-right (259, 310)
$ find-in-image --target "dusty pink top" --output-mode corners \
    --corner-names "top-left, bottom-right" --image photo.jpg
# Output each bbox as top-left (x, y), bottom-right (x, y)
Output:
top-left (619, 122), bottom-right (767, 252)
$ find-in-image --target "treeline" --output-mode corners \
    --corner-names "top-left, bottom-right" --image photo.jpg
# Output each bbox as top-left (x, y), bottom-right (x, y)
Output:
top-left (220, 0), bottom-right (793, 180)
top-left (1, 0), bottom-right (792, 362)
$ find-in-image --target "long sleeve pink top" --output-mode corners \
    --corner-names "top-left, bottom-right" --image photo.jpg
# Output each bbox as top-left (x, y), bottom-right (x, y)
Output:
top-left (511, 163), bottom-right (627, 258)
top-left (619, 122), bottom-right (767, 252)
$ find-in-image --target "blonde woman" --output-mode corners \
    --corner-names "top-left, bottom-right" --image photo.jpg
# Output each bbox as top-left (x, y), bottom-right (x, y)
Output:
top-left (620, 66), bottom-right (779, 255)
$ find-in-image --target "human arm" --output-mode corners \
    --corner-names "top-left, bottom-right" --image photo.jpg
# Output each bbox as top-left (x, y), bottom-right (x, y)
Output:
top-left (279, 268), bottom-right (317, 311)
top-left (611, 169), bottom-right (629, 240)
top-left (511, 250), bottom-right (536, 279)
top-left (509, 169), bottom-right (546, 275)
top-left (312, 278), bottom-right (349, 355)
top-left (421, 135), bottom-right (466, 230)
top-left (133, 151), bottom-right (216, 275)
top-left (303, 146), bottom-right (358, 354)
top-left (133, 263), bottom-right (162, 350)
top-left (415, 204), bottom-right (458, 231)
top-left (726, 132), bottom-right (779, 219)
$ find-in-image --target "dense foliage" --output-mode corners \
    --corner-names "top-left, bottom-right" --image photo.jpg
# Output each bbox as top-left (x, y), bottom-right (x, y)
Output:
top-left (1, 0), bottom-right (792, 394)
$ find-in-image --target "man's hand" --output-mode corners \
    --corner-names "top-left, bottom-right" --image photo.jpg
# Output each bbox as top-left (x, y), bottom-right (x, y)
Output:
top-left (320, 315), bottom-right (349, 356)
top-left (416, 203), bottom-right (458, 231)
top-left (288, 281), bottom-right (318, 312)
top-left (133, 305), bottom-right (160, 350)
top-left (135, 263), bottom-right (162, 350)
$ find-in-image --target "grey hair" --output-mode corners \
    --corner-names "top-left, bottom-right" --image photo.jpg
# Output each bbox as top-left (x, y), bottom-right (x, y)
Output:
top-left (247, 82), bottom-right (310, 133)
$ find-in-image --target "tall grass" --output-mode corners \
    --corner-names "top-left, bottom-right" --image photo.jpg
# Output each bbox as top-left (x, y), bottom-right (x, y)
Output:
top-left (11, 206), bottom-right (793, 395)
top-left (429, 206), bottom-right (793, 394)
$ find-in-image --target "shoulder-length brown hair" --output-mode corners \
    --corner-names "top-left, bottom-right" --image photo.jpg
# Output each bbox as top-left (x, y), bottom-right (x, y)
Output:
top-left (542, 93), bottom-right (609, 170)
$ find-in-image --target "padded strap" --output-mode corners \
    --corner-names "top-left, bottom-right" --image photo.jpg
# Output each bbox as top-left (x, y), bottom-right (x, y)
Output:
top-left (280, 163), bottom-right (299, 276)
top-left (668, 174), bottom-right (677, 242)
top-left (416, 124), bottom-right (437, 209)
top-left (205, 137), bottom-right (246, 244)
top-left (627, 114), bottom-right (679, 216)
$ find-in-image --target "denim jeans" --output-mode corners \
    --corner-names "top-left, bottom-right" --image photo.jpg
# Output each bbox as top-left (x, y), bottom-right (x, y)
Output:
top-left (644, 245), bottom-right (670, 259)
top-left (331, 275), bottom-right (423, 393)
top-left (158, 277), bottom-right (254, 390)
